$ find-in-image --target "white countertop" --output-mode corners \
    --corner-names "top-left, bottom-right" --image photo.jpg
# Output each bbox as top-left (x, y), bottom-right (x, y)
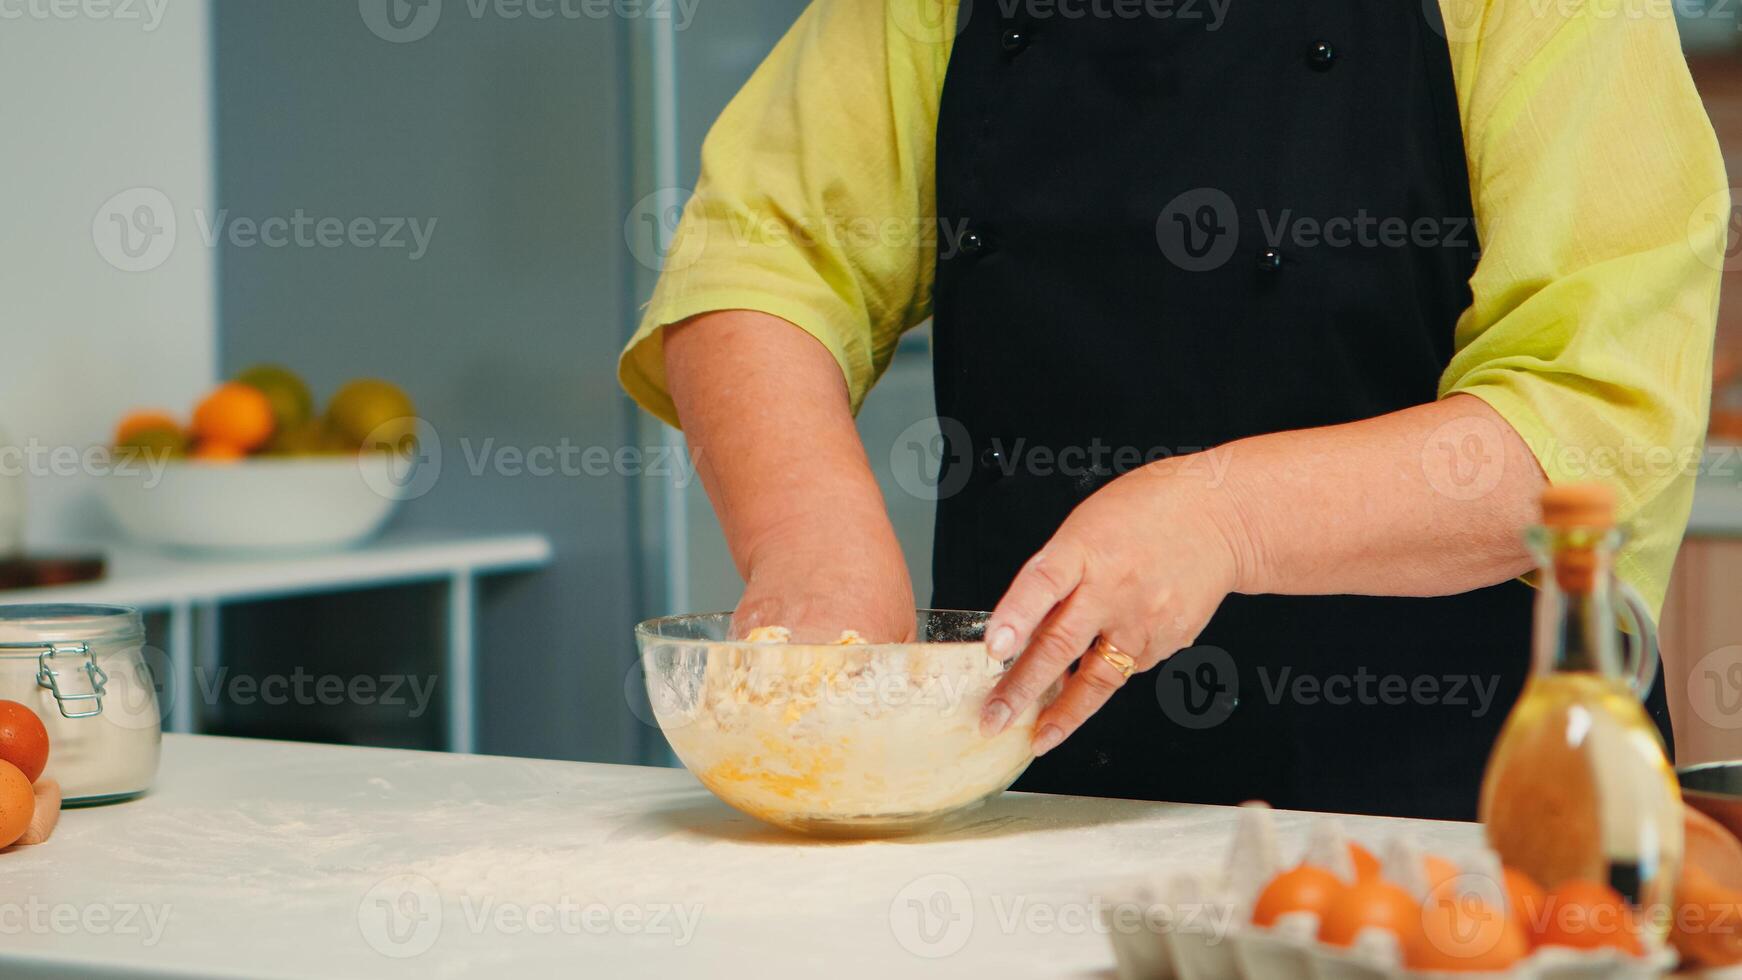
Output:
top-left (0, 735), bottom-right (1481, 979)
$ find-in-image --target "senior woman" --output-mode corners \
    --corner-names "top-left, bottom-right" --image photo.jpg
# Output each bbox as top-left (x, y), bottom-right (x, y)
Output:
top-left (620, 0), bottom-right (1726, 819)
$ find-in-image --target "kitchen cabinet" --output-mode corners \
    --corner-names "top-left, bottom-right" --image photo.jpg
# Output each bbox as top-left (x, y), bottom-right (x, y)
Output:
top-left (0, 734), bottom-right (1482, 979)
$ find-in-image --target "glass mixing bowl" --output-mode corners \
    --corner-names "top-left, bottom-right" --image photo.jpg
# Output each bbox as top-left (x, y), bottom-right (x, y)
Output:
top-left (636, 610), bottom-right (1060, 837)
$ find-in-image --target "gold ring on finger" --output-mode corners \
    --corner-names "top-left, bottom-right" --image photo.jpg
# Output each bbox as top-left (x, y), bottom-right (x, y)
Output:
top-left (1092, 636), bottom-right (1138, 680)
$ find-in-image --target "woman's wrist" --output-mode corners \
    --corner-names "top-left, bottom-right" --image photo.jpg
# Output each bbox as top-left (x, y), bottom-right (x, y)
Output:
top-left (1140, 450), bottom-right (1271, 597)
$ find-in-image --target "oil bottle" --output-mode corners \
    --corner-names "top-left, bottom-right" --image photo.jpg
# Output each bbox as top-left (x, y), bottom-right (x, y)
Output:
top-left (1479, 483), bottom-right (1682, 932)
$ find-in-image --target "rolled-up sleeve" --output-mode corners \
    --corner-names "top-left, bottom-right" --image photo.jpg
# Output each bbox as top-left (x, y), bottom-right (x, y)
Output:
top-left (1439, 0), bottom-right (1728, 614)
top-left (617, 0), bottom-right (953, 427)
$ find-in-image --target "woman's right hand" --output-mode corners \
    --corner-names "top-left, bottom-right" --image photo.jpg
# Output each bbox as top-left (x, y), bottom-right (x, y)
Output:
top-left (732, 520), bottom-right (917, 644)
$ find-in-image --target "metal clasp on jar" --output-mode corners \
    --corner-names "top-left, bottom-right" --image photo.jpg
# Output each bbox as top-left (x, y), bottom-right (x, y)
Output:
top-left (0, 641), bottom-right (109, 718)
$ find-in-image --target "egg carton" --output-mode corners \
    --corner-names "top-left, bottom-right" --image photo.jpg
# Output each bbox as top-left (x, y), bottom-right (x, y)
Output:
top-left (1098, 804), bottom-right (1676, 980)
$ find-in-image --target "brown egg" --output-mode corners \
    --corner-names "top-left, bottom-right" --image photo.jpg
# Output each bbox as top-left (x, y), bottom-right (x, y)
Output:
top-left (1318, 878), bottom-right (1421, 947)
top-left (1252, 864), bottom-right (1347, 927)
top-left (1671, 865), bottom-right (1742, 968)
top-left (1536, 879), bottom-right (1643, 956)
top-left (0, 760), bottom-right (34, 848)
top-left (1409, 897), bottom-right (1531, 972)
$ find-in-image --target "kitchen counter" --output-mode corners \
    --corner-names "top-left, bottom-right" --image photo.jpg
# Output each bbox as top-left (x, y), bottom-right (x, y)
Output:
top-left (0, 735), bottom-right (1481, 979)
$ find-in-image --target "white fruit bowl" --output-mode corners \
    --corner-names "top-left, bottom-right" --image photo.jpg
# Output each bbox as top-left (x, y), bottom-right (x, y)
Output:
top-left (99, 455), bottom-right (407, 554)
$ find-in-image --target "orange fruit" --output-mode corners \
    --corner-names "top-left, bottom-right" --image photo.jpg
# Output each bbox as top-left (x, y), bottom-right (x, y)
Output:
top-left (1502, 866), bottom-right (1548, 941)
top-left (115, 410), bottom-right (182, 446)
top-left (0, 701), bottom-right (48, 783)
top-left (1319, 877), bottom-right (1422, 947)
top-left (1349, 842), bottom-right (1382, 881)
top-left (1536, 879), bottom-right (1644, 955)
top-left (192, 440), bottom-right (246, 462)
top-left (193, 383), bottom-right (275, 451)
top-left (1252, 864), bottom-right (1348, 927)
top-left (1409, 896), bottom-right (1530, 971)
top-left (1670, 865), bottom-right (1742, 967)
top-left (0, 760), bottom-right (33, 848)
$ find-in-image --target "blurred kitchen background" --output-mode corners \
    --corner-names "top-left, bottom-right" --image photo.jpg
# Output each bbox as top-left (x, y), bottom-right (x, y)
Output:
top-left (2, 1), bottom-right (1739, 767)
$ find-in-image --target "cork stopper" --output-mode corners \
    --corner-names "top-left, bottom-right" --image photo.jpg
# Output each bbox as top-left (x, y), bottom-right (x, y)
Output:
top-left (1541, 483), bottom-right (1615, 530)
top-left (1541, 484), bottom-right (1614, 591)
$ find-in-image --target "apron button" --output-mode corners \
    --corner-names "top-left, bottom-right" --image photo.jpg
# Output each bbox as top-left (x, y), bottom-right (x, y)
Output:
top-left (1308, 40), bottom-right (1337, 71)
top-left (979, 447), bottom-right (1004, 473)
top-left (1001, 28), bottom-right (1031, 55)
top-left (1257, 248), bottom-right (1284, 273)
top-left (961, 229), bottom-right (991, 257)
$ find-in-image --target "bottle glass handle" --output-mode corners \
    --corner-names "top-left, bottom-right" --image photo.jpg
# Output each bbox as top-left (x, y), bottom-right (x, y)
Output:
top-left (1613, 578), bottom-right (1659, 699)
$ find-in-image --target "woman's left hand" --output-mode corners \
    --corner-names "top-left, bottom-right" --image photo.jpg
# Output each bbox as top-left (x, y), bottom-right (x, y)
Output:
top-left (978, 456), bottom-right (1254, 755)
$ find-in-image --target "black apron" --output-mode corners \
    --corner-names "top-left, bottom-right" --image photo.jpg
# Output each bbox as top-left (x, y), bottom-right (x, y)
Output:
top-left (928, 0), bottom-right (1673, 820)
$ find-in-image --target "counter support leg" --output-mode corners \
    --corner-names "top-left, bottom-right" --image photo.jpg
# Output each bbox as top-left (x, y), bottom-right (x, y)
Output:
top-left (445, 570), bottom-right (476, 754)
top-left (167, 601), bottom-right (195, 734)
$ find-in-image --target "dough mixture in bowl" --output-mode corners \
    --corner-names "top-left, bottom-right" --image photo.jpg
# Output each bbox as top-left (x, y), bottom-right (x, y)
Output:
top-left (650, 626), bottom-right (1048, 836)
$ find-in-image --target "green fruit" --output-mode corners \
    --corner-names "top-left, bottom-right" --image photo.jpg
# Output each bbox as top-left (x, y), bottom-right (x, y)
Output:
top-left (115, 426), bottom-right (187, 462)
top-left (326, 379), bottom-right (417, 451)
top-left (235, 364), bottom-right (314, 432)
top-left (265, 420), bottom-right (352, 456)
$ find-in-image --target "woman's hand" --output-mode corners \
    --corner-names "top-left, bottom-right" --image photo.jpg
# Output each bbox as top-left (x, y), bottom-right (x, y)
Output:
top-left (732, 518), bottom-right (918, 644)
top-left (978, 457), bottom-right (1253, 755)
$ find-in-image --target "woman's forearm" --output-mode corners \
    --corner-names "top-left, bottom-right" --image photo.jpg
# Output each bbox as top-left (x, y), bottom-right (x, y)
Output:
top-left (1210, 393), bottom-right (1546, 597)
top-left (665, 310), bottom-right (892, 572)
top-left (663, 310), bottom-right (914, 638)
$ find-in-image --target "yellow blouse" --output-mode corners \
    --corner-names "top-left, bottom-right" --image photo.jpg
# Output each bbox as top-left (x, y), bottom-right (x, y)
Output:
top-left (620, 0), bottom-right (1728, 615)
